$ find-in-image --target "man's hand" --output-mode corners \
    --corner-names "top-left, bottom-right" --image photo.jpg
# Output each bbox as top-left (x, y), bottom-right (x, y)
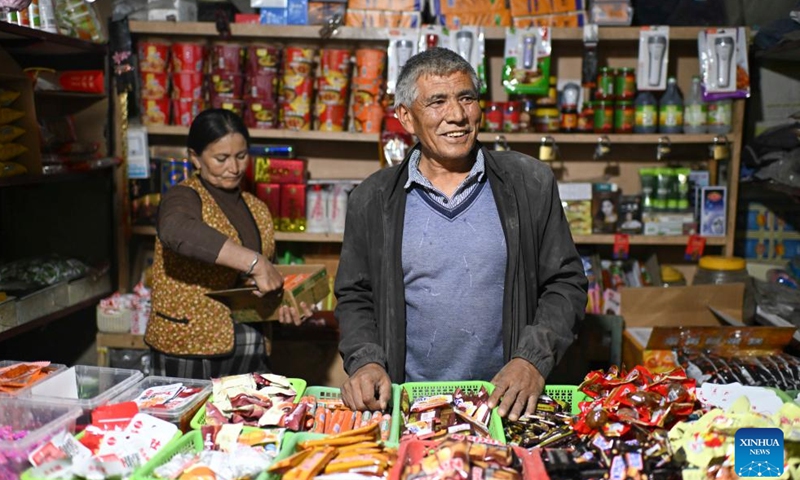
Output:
top-left (488, 358), bottom-right (545, 421)
top-left (341, 363), bottom-right (392, 412)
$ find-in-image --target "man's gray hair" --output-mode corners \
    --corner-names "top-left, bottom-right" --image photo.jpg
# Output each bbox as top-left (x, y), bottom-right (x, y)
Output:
top-left (394, 47), bottom-right (480, 109)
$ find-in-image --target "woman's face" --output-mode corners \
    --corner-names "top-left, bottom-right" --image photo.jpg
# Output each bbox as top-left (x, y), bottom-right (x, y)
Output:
top-left (190, 133), bottom-right (249, 190)
top-left (601, 199), bottom-right (614, 217)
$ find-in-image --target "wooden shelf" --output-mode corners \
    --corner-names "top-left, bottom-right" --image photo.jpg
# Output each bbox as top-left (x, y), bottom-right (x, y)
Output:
top-left (479, 133), bottom-right (726, 145)
top-left (572, 234), bottom-right (726, 246)
top-left (34, 90), bottom-right (107, 101)
top-left (0, 163), bottom-right (116, 188)
top-left (275, 232), bottom-right (344, 242)
top-left (129, 22), bottom-right (708, 42)
top-left (146, 125), bottom-right (378, 142)
top-left (0, 22), bottom-right (106, 54)
top-left (0, 291), bottom-right (112, 343)
top-left (132, 225), bottom-right (157, 236)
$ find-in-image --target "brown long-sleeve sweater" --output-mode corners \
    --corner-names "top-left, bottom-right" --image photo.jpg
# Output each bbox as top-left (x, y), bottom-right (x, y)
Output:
top-left (157, 177), bottom-right (262, 264)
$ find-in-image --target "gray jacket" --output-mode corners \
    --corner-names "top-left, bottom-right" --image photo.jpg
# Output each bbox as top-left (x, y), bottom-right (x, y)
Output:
top-left (334, 144), bottom-right (588, 383)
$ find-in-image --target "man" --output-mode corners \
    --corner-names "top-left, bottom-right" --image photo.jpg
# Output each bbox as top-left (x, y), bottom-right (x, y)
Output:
top-left (335, 48), bottom-right (587, 421)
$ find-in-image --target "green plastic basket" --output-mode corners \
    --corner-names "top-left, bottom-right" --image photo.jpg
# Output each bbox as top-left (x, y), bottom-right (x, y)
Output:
top-left (400, 381), bottom-right (506, 443)
top-left (543, 384), bottom-right (587, 415)
top-left (189, 377), bottom-right (307, 430)
top-left (771, 388), bottom-right (796, 404)
top-left (135, 428), bottom-right (279, 480)
top-left (303, 384), bottom-right (401, 444)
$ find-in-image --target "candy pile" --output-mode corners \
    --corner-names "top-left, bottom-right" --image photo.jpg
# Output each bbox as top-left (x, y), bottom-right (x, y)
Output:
top-left (0, 362), bottom-right (60, 394)
top-left (203, 373), bottom-right (304, 429)
top-left (0, 426), bottom-right (31, 480)
top-left (133, 383), bottom-right (206, 411)
top-left (503, 394), bottom-right (573, 448)
top-left (400, 386), bottom-right (494, 440)
top-left (269, 422), bottom-right (396, 478)
top-left (153, 426), bottom-right (283, 480)
top-left (398, 435), bottom-right (529, 480)
top-left (678, 351), bottom-right (800, 390)
top-left (307, 395), bottom-right (392, 441)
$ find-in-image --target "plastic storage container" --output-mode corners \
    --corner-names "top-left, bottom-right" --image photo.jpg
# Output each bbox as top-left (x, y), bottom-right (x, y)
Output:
top-left (0, 397), bottom-right (81, 480)
top-left (693, 256), bottom-right (749, 285)
top-left (0, 360), bottom-right (67, 397)
top-left (25, 365), bottom-right (143, 428)
top-left (304, 385), bottom-right (401, 444)
top-left (110, 375), bottom-right (212, 433)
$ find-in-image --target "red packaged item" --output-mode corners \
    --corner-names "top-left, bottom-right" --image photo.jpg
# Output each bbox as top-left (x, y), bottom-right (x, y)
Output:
top-left (172, 72), bottom-right (204, 99)
top-left (243, 98), bottom-right (278, 129)
top-left (140, 72), bottom-right (169, 99)
top-left (59, 70), bottom-right (105, 94)
top-left (246, 72), bottom-right (278, 101)
top-left (320, 49), bottom-right (351, 74)
top-left (234, 13), bottom-right (260, 24)
top-left (172, 99), bottom-right (205, 126)
top-left (210, 95), bottom-right (244, 116)
top-left (252, 158), bottom-right (306, 184)
top-left (355, 48), bottom-right (386, 80)
top-left (284, 46), bottom-right (315, 67)
top-left (255, 183), bottom-right (281, 216)
top-left (282, 109), bottom-right (311, 131)
top-left (315, 103), bottom-right (346, 132)
top-left (209, 72), bottom-right (244, 98)
top-left (171, 42), bottom-right (205, 72)
top-left (282, 76), bottom-right (314, 102)
top-left (280, 183), bottom-right (307, 232)
top-left (139, 41), bottom-right (170, 73)
top-left (352, 78), bottom-right (382, 98)
top-left (142, 99), bottom-right (170, 126)
top-left (210, 42), bottom-right (245, 73)
top-left (247, 44), bottom-right (281, 74)
top-left (352, 103), bottom-right (384, 133)
top-left (485, 101), bottom-right (504, 132)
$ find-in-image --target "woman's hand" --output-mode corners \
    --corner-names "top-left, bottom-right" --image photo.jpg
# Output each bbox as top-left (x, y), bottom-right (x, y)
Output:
top-left (278, 301), bottom-right (314, 326)
top-left (249, 255), bottom-right (284, 296)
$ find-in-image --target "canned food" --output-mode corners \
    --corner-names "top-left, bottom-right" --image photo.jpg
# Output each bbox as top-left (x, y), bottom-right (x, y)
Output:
top-left (560, 109), bottom-right (578, 132)
top-left (142, 98), bottom-right (170, 126)
top-left (503, 101), bottom-right (521, 133)
top-left (172, 99), bottom-right (205, 127)
top-left (596, 67), bottom-right (616, 101)
top-left (243, 98), bottom-right (278, 129)
top-left (317, 86), bottom-right (348, 106)
top-left (485, 102), bottom-right (503, 132)
top-left (320, 49), bottom-right (352, 74)
top-left (139, 41), bottom-right (170, 73)
top-left (211, 42), bottom-right (245, 73)
top-left (351, 78), bottom-right (382, 99)
top-left (352, 103), bottom-right (383, 133)
top-left (315, 103), bottom-right (347, 131)
top-left (616, 68), bottom-right (636, 100)
top-left (246, 44), bottom-right (281, 74)
top-left (282, 76), bottom-right (314, 104)
top-left (161, 159), bottom-right (193, 194)
top-left (614, 101), bottom-right (634, 133)
top-left (355, 48), bottom-right (386, 80)
top-left (171, 72), bottom-right (204, 100)
top-left (283, 110), bottom-right (312, 131)
top-left (171, 42), bottom-right (205, 73)
top-left (593, 101), bottom-right (614, 133)
top-left (578, 103), bottom-right (594, 133)
top-left (209, 72), bottom-right (244, 98)
top-left (140, 72), bottom-right (169, 100)
top-left (284, 47), bottom-right (316, 66)
top-left (534, 108), bottom-right (560, 133)
top-left (246, 72), bottom-right (278, 102)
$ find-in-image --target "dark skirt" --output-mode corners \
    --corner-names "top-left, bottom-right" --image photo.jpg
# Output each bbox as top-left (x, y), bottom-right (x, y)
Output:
top-left (150, 323), bottom-right (270, 379)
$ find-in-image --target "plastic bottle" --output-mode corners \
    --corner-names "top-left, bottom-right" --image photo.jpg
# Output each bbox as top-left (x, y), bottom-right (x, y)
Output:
top-left (707, 98), bottom-right (733, 134)
top-left (633, 91), bottom-right (658, 134)
top-left (658, 77), bottom-right (683, 134)
top-left (683, 76), bottom-right (707, 134)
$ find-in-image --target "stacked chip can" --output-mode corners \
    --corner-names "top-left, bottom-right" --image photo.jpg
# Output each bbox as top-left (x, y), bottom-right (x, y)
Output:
top-left (170, 42), bottom-right (206, 126)
top-left (281, 47), bottom-right (316, 131)
top-left (138, 40), bottom-right (171, 126)
top-left (315, 49), bottom-right (352, 132)
top-left (243, 44), bottom-right (281, 129)
top-left (350, 48), bottom-right (386, 133)
top-left (208, 42), bottom-right (245, 117)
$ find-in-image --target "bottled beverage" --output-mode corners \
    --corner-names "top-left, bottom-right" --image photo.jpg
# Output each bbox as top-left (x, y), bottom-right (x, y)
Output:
top-left (658, 77), bottom-right (683, 134)
top-left (683, 76), bottom-right (707, 134)
top-left (707, 99), bottom-right (733, 134)
top-left (634, 92), bottom-right (657, 134)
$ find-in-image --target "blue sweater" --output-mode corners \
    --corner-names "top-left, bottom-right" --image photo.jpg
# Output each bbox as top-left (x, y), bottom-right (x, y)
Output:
top-left (402, 181), bottom-right (507, 382)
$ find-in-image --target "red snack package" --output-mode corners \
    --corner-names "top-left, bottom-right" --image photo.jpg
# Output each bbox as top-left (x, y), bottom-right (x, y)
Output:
top-left (59, 70), bottom-right (105, 93)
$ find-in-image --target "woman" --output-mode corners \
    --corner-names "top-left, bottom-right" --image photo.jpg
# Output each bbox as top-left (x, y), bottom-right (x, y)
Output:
top-left (145, 109), bottom-right (311, 379)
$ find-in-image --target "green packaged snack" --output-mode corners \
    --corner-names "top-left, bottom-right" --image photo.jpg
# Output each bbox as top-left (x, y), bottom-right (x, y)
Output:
top-left (676, 168), bottom-right (691, 210)
top-left (639, 168), bottom-right (657, 211)
top-left (666, 168), bottom-right (679, 211)
top-left (653, 168), bottom-right (671, 211)
top-left (502, 27), bottom-right (551, 96)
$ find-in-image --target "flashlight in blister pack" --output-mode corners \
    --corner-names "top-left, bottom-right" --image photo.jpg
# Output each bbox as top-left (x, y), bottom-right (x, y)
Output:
top-left (396, 40), bottom-right (414, 71)
top-left (455, 31), bottom-right (474, 62)
top-left (647, 35), bottom-right (667, 87)
top-left (522, 34), bottom-right (536, 69)
top-left (714, 36), bottom-right (734, 88)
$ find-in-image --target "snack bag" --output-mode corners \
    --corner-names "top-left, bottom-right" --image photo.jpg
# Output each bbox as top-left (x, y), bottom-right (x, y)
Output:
top-left (0, 143), bottom-right (27, 162)
top-left (0, 125), bottom-right (25, 143)
top-left (502, 26), bottom-right (551, 95)
top-left (0, 108), bottom-right (25, 125)
top-left (0, 89), bottom-right (20, 107)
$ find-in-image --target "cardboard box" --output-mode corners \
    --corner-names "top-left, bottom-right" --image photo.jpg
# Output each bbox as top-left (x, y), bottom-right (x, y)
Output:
top-left (620, 283), bottom-right (747, 370)
top-left (437, 0), bottom-right (508, 15)
top-left (251, 157), bottom-right (306, 184)
top-left (287, 0), bottom-right (308, 24)
top-left (348, 0), bottom-right (420, 11)
top-left (559, 182), bottom-right (592, 236)
top-left (700, 186), bottom-right (727, 237)
top-left (643, 211), bottom-right (696, 236)
top-left (206, 264), bottom-right (329, 322)
top-left (345, 9), bottom-right (421, 27)
top-left (509, 0), bottom-right (550, 16)
top-left (551, 0), bottom-right (583, 12)
top-left (438, 10), bottom-right (511, 27)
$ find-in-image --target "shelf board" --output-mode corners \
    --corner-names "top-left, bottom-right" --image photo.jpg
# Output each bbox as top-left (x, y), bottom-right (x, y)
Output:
top-left (0, 22), bottom-right (106, 54)
top-left (0, 164), bottom-right (116, 188)
top-left (572, 234), bottom-right (726, 246)
top-left (129, 22), bottom-right (709, 42)
top-left (479, 133), bottom-right (726, 144)
top-left (146, 125), bottom-right (378, 142)
top-left (275, 232), bottom-right (344, 242)
top-left (0, 291), bottom-right (112, 343)
top-left (132, 225), bottom-right (157, 236)
top-left (34, 90), bottom-right (107, 101)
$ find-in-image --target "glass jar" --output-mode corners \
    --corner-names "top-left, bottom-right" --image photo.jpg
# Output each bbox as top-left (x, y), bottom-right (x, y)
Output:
top-left (693, 256), bottom-right (748, 285)
top-left (485, 101), bottom-right (503, 132)
top-left (561, 109), bottom-right (578, 132)
top-left (596, 67), bottom-right (616, 100)
top-left (534, 108), bottom-right (560, 133)
top-left (578, 102), bottom-right (594, 132)
top-left (616, 67), bottom-right (636, 100)
top-left (503, 101), bottom-right (521, 133)
top-left (614, 101), bottom-right (634, 133)
top-left (519, 98), bottom-right (535, 132)
top-left (593, 101), bottom-right (614, 133)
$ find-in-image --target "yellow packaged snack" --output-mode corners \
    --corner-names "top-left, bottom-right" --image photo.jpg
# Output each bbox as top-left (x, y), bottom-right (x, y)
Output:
top-left (0, 90), bottom-right (20, 107)
top-left (0, 161), bottom-right (26, 177)
top-left (0, 143), bottom-right (27, 162)
top-left (0, 108), bottom-right (25, 125)
top-left (0, 125), bottom-right (25, 143)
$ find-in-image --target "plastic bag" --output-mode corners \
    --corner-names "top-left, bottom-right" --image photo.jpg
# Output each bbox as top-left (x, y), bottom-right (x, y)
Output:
top-left (0, 108), bottom-right (25, 125)
top-left (0, 89), bottom-right (20, 107)
top-left (0, 125), bottom-right (25, 143)
top-left (0, 143), bottom-right (27, 162)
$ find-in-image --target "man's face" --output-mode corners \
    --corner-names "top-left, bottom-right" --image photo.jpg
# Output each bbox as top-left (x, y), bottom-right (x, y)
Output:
top-left (396, 71), bottom-right (482, 165)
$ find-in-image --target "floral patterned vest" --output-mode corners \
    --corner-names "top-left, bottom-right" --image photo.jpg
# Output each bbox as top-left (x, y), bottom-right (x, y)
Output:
top-left (145, 176), bottom-right (275, 357)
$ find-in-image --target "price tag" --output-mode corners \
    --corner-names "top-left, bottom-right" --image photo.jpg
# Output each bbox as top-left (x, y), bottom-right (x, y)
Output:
top-left (613, 234), bottom-right (630, 260)
top-left (685, 234), bottom-right (706, 261)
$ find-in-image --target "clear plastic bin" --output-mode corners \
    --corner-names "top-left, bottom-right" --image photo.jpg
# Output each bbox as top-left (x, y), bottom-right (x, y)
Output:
top-left (111, 376), bottom-right (212, 433)
top-left (0, 397), bottom-right (81, 480)
top-left (0, 360), bottom-right (67, 397)
top-left (25, 365), bottom-right (143, 428)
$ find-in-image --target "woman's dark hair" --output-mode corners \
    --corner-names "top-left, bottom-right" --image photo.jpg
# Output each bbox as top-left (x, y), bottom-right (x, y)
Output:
top-left (187, 108), bottom-right (250, 155)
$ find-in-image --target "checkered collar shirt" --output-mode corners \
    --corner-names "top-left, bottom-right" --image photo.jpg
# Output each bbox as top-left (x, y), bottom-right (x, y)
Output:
top-left (403, 147), bottom-right (486, 209)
